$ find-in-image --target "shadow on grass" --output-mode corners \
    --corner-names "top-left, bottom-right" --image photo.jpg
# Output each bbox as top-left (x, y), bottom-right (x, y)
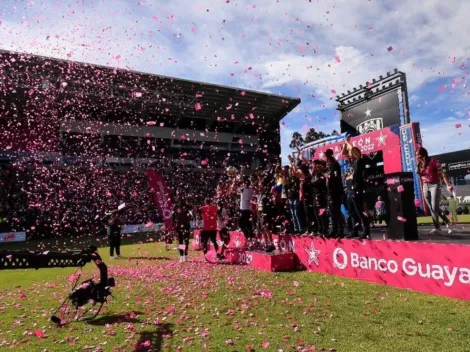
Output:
top-left (124, 256), bottom-right (172, 261)
top-left (134, 323), bottom-right (174, 352)
top-left (87, 311), bottom-right (144, 326)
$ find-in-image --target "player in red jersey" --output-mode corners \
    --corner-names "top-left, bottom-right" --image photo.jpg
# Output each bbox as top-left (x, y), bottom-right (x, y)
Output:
top-left (199, 198), bottom-right (219, 257)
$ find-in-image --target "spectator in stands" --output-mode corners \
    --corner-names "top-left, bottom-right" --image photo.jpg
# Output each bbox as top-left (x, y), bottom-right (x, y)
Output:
top-left (416, 147), bottom-right (454, 235)
top-left (0, 205), bottom-right (8, 233)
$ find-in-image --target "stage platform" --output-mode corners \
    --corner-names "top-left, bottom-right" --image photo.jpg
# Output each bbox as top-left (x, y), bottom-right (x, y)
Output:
top-left (224, 248), bottom-right (297, 272)
top-left (193, 228), bottom-right (470, 301)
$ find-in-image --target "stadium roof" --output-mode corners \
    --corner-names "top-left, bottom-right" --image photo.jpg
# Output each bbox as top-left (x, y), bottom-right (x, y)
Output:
top-left (0, 49), bottom-right (301, 129)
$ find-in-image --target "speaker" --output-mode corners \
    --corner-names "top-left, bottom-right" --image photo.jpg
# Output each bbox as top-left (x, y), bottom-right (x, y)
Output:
top-left (385, 172), bottom-right (418, 241)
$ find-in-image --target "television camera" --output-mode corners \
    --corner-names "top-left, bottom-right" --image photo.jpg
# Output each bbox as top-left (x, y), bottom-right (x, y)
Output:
top-left (0, 245), bottom-right (115, 324)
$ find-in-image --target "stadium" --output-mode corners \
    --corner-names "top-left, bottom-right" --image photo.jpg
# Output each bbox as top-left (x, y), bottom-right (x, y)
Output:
top-left (0, 49), bottom-right (300, 240)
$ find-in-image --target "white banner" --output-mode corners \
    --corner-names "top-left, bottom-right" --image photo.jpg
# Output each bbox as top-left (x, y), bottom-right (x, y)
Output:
top-left (0, 232), bottom-right (26, 243)
top-left (121, 223), bottom-right (164, 234)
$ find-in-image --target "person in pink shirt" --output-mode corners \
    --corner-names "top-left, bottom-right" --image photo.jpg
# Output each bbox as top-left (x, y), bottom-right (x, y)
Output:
top-left (416, 147), bottom-right (454, 234)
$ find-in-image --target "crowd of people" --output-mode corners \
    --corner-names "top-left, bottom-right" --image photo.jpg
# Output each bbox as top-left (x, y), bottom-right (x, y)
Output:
top-left (170, 142), bottom-right (458, 262)
top-left (170, 136), bottom-right (378, 261)
top-left (0, 160), bottom-right (220, 240)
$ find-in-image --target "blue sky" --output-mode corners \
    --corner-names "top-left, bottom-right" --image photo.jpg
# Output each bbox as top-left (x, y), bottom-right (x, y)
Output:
top-left (1, 0), bottom-right (468, 161)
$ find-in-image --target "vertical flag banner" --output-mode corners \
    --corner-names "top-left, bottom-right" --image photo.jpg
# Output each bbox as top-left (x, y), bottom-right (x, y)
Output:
top-left (399, 123), bottom-right (424, 212)
top-left (146, 170), bottom-right (174, 232)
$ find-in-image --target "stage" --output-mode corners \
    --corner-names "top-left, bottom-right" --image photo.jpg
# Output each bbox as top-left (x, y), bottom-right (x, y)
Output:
top-left (193, 228), bottom-right (470, 301)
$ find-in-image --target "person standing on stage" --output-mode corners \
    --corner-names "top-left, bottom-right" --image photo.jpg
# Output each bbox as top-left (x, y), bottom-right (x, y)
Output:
top-left (216, 200), bottom-right (230, 259)
top-left (323, 149), bottom-right (344, 238)
top-left (342, 137), bottom-right (370, 239)
top-left (199, 198), bottom-right (219, 255)
top-left (172, 200), bottom-right (191, 262)
top-left (108, 211), bottom-right (125, 258)
top-left (239, 178), bottom-right (255, 248)
top-left (311, 159), bottom-right (329, 236)
top-left (416, 147), bottom-right (454, 234)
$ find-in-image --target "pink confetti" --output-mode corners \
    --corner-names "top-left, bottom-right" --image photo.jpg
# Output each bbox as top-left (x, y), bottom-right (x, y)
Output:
top-left (201, 159), bottom-right (208, 165)
top-left (262, 341), bottom-right (270, 349)
top-left (226, 339), bottom-right (234, 345)
top-left (115, 55), bottom-right (121, 60)
top-left (330, 89), bottom-right (336, 94)
top-left (195, 103), bottom-right (202, 110)
top-left (293, 281), bottom-right (299, 287)
top-left (240, 91), bottom-right (246, 96)
top-left (34, 330), bottom-right (45, 339)
top-left (319, 208), bottom-right (326, 216)
top-left (68, 274), bottom-right (76, 282)
top-left (335, 56), bottom-right (341, 63)
top-left (397, 216), bottom-right (407, 222)
top-left (387, 46), bottom-right (393, 52)
top-left (456, 124), bottom-right (462, 129)
top-left (397, 185), bottom-right (404, 192)
top-left (146, 121), bottom-right (157, 126)
top-left (152, 15), bottom-right (159, 21)
top-left (145, 221), bottom-right (154, 228)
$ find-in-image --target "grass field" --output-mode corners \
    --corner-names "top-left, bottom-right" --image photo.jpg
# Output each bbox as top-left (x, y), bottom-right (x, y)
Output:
top-left (1, 242), bottom-right (470, 352)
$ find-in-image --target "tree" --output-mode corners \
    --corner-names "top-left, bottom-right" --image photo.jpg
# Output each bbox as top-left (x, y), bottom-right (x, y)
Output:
top-left (289, 132), bottom-right (304, 149)
top-left (304, 128), bottom-right (329, 144)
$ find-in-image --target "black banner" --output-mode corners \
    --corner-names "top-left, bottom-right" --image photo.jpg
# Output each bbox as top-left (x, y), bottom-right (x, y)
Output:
top-left (340, 90), bottom-right (400, 135)
top-left (434, 149), bottom-right (470, 176)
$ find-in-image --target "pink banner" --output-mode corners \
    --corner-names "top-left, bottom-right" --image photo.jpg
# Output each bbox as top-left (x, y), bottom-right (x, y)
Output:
top-left (146, 170), bottom-right (174, 232)
top-left (193, 231), bottom-right (470, 301)
top-left (314, 126), bottom-right (403, 174)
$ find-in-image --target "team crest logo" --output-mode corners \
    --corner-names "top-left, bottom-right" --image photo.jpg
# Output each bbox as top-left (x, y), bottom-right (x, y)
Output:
top-left (356, 118), bottom-right (383, 134)
top-left (305, 242), bottom-right (321, 266)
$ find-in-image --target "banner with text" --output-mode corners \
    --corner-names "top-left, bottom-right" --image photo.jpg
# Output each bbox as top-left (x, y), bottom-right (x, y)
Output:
top-left (314, 125), bottom-right (402, 174)
top-left (146, 170), bottom-right (174, 232)
top-left (193, 231), bottom-right (470, 301)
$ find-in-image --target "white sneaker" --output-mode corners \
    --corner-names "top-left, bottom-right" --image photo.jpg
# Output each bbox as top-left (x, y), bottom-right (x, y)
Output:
top-left (446, 224), bottom-right (454, 234)
top-left (183, 256), bottom-right (188, 262)
top-left (178, 256), bottom-right (184, 263)
top-left (429, 228), bottom-right (441, 235)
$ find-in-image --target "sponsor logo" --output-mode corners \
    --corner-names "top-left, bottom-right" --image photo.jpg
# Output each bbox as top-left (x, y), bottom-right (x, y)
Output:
top-left (2, 233), bottom-right (15, 242)
top-left (305, 242), bottom-right (321, 266)
top-left (273, 238), bottom-right (295, 252)
top-left (356, 118), bottom-right (383, 134)
top-left (332, 248), bottom-right (470, 287)
top-left (448, 161), bottom-right (470, 171)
